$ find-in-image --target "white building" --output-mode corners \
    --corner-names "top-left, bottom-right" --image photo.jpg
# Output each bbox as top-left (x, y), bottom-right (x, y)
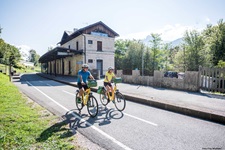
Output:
top-left (39, 21), bottom-right (119, 77)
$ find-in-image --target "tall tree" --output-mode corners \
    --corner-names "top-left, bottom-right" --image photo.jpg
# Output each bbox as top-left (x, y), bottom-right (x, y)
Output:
top-left (183, 30), bottom-right (205, 71)
top-left (123, 40), bottom-right (143, 70)
top-left (149, 33), bottom-right (162, 71)
top-left (115, 39), bottom-right (129, 70)
top-left (0, 39), bottom-right (21, 66)
top-left (203, 19), bottom-right (225, 66)
top-left (174, 45), bottom-right (187, 72)
top-left (28, 49), bottom-right (40, 66)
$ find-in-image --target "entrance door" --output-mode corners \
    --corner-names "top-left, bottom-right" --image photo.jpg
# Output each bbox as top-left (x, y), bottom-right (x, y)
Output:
top-left (97, 60), bottom-right (103, 76)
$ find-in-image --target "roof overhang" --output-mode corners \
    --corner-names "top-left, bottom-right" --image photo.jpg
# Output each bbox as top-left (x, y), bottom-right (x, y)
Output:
top-left (39, 47), bottom-right (83, 63)
top-left (59, 21), bottom-right (119, 45)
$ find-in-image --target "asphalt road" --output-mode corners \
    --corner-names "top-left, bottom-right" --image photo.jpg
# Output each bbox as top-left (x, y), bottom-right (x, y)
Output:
top-left (13, 73), bottom-right (225, 150)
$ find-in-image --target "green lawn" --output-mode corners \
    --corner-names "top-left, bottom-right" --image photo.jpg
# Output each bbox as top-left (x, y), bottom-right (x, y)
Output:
top-left (0, 63), bottom-right (41, 75)
top-left (0, 64), bottom-right (7, 74)
top-left (0, 73), bottom-right (81, 150)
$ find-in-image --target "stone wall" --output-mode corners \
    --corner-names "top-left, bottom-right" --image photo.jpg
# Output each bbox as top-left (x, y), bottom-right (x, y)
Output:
top-left (117, 70), bottom-right (200, 92)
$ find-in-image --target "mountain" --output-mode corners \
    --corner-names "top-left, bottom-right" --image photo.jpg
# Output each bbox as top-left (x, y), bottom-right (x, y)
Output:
top-left (17, 45), bottom-right (30, 61)
top-left (142, 35), bottom-right (153, 45)
top-left (142, 35), bottom-right (183, 47)
top-left (169, 38), bottom-right (184, 47)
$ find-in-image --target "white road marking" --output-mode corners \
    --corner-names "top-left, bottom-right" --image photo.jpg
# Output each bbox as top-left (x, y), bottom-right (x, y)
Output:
top-left (63, 90), bottom-right (75, 96)
top-left (38, 80), bottom-right (51, 86)
top-left (26, 81), bottom-right (132, 150)
top-left (63, 90), bottom-right (158, 127)
top-left (123, 113), bottom-right (158, 126)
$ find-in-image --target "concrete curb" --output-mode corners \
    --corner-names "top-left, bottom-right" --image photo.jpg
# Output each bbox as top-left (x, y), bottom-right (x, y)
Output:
top-left (124, 95), bottom-right (225, 125)
top-left (37, 73), bottom-right (225, 125)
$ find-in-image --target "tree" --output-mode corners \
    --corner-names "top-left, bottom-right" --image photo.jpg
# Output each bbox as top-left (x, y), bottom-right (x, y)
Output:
top-left (174, 45), bottom-right (187, 72)
top-left (0, 25), bottom-right (2, 36)
top-left (115, 39), bottom-right (129, 70)
top-left (123, 40), bottom-right (143, 70)
top-left (0, 39), bottom-right (5, 63)
top-left (143, 47), bottom-right (152, 75)
top-left (203, 19), bottom-right (225, 66)
top-left (28, 49), bottom-right (40, 66)
top-left (217, 60), bottom-right (225, 68)
top-left (183, 30), bottom-right (205, 71)
top-left (0, 39), bottom-right (21, 66)
top-left (148, 33), bottom-right (162, 71)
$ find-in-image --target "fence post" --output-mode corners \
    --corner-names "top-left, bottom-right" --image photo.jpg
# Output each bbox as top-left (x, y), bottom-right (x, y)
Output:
top-left (198, 66), bottom-right (202, 91)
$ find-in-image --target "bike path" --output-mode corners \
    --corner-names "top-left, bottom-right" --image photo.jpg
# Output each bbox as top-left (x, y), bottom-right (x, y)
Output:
top-left (36, 73), bottom-right (225, 124)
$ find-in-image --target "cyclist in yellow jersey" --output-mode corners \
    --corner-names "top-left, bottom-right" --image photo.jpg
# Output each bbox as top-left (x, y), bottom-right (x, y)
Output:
top-left (103, 67), bottom-right (116, 97)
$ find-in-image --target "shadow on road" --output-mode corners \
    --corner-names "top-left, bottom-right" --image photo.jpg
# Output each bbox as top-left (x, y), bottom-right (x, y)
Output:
top-left (67, 105), bottom-right (124, 130)
top-left (36, 113), bottom-right (75, 142)
top-left (36, 105), bottom-right (124, 142)
top-left (15, 73), bottom-right (73, 87)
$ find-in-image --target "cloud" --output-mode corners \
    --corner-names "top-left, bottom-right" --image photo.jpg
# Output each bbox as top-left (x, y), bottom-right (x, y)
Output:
top-left (119, 24), bottom-right (204, 42)
top-left (156, 24), bottom-right (193, 41)
top-left (205, 17), bottom-right (210, 22)
top-left (119, 31), bottom-right (150, 40)
top-left (16, 45), bottom-right (31, 60)
top-left (17, 45), bottom-right (31, 52)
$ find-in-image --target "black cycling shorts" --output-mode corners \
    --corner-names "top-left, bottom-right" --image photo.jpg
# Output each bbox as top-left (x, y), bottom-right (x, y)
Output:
top-left (78, 82), bottom-right (88, 90)
top-left (104, 82), bottom-right (112, 87)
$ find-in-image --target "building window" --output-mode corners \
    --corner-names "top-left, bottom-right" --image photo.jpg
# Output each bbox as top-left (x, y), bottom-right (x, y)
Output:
top-left (88, 59), bottom-right (93, 63)
top-left (88, 40), bottom-right (93, 44)
top-left (68, 45), bottom-right (70, 49)
top-left (76, 41), bottom-right (79, 50)
top-left (97, 41), bottom-right (102, 51)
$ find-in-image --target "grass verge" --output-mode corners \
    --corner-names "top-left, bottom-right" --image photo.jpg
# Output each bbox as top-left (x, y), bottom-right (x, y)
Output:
top-left (0, 73), bottom-right (81, 150)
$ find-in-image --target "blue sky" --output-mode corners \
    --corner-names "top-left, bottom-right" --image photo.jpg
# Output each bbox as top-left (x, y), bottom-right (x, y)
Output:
top-left (0, 0), bottom-right (225, 56)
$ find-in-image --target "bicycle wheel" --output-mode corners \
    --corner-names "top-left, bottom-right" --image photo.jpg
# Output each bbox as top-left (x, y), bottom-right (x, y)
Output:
top-left (75, 92), bottom-right (83, 111)
top-left (87, 95), bottom-right (98, 117)
top-left (114, 92), bottom-right (126, 111)
top-left (99, 88), bottom-right (109, 106)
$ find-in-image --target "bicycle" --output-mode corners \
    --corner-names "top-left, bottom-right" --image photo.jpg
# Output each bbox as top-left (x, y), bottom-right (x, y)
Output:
top-left (75, 80), bottom-right (98, 117)
top-left (98, 77), bottom-right (126, 111)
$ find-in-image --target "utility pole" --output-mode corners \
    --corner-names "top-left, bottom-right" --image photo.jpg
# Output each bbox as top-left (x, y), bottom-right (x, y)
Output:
top-left (183, 45), bottom-right (186, 72)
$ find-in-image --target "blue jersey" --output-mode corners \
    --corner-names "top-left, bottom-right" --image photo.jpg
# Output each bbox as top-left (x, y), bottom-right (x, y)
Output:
top-left (77, 70), bottom-right (91, 83)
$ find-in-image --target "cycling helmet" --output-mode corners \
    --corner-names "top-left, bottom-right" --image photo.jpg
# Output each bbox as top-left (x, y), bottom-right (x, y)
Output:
top-left (82, 64), bottom-right (89, 68)
top-left (108, 67), bottom-right (114, 71)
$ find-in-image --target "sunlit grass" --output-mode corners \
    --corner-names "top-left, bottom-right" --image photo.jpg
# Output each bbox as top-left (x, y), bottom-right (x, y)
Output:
top-left (0, 63), bottom-right (41, 75)
top-left (0, 73), bottom-right (80, 150)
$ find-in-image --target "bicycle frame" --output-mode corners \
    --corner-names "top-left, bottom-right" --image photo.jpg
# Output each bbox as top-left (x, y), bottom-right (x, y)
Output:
top-left (77, 88), bottom-right (91, 105)
top-left (106, 83), bottom-right (118, 101)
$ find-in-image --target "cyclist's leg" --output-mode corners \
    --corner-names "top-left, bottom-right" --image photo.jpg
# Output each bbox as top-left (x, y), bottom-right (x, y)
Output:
top-left (107, 83), bottom-right (113, 96)
top-left (83, 84), bottom-right (88, 91)
top-left (103, 82), bottom-right (109, 97)
top-left (78, 83), bottom-right (84, 97)
top-left (109, 84), bottom-right (113, 93)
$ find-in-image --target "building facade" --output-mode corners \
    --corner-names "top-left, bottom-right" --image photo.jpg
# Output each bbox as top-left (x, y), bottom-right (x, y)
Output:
top-left (39, 21), bottom-right (119, 77)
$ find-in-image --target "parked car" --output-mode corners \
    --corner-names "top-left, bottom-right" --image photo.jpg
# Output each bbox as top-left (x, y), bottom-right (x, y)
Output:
top-left (178, 72), bottom-right (185, 79)
top-left (164, 71), bottom-right (178, 78)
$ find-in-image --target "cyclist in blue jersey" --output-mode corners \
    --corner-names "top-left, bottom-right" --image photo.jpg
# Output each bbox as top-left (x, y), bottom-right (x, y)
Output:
top-left (77, 64), bottom-right (94, 101)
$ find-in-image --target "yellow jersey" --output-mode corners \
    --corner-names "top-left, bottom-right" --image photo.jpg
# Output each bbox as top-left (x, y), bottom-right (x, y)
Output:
top-left (104, 71), bottom-right (115, 82)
